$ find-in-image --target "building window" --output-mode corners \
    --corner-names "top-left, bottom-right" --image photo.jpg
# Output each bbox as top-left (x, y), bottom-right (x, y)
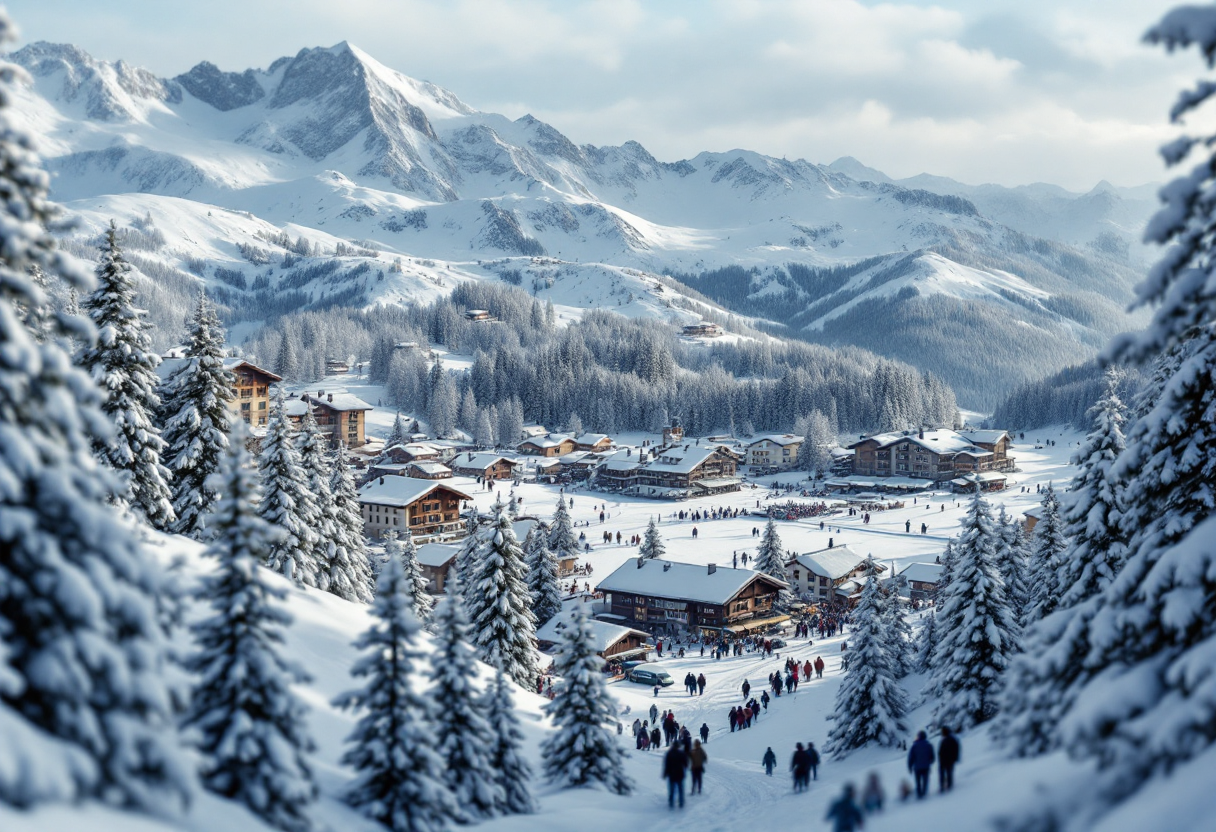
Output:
top-left (240, 402), bottom-right (251, 411)
top-left (258, 401), bottom-right (267, 410)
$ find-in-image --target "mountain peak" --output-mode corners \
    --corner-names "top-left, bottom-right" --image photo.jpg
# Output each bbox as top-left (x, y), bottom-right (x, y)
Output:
top-left (827, 156), bottom-right (893, 184)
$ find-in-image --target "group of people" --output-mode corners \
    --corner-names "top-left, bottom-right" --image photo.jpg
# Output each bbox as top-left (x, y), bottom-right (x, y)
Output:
top-left (673, 505), bottom-right (743, 522)
top-left (682, 671), bottom-right (707, 696)
top-left (660, 735), bottom-right (708, 808)
top-left (766, 500), bottom-right (833, 521)
top-left (907, 727), bottom-right (961, 799)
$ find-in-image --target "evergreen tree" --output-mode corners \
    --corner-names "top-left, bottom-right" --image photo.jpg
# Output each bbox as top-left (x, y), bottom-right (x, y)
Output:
top-left (161, 292), bottom-right (232, 538)
top-left (638, 516), bottom-right (665, 560)
top-left (275, 332), bottom-right (299, 381)
top-left (881, 583), bottom-right (914, 679)
top-left (540, 609), bottom-right (632, 794)
top-left (429, 578), bottom-right (503, 821)
top-left (183, 423), bottom-right (317, 831)
top-left (0, 30), bottom-right (192, 806)
top-left (1024, 485), bottom-right (1068, 624)
top-left (549, 496), bottom-right (580, 562)
top-left (524, 526), bottom-right (563, 627)
top-left (466, 512), bottom-right (538, 687)
top-left (484, 659), bottom-right (535, 815)
top-left (79, 220), bottom-right (175, 529)
top-left (385, 529), bottom-right (433, 623)
top-left (754, 518), bottom-right (793, 612)
top-left (915, 611), bottom-right (937, 673)
top-left (994, 506), bottom-right (1030, 629)
top-left (259, 390), bottom-right (320, 587)
top-left (825, 563), bottom-right (907, 757)
top-left (507, 491), bottom-right (520, 519)
top-left (1029, 12), bottom-right (1216, 812)
top-left (333, 527), bottom-right (455, 832)
top-left (384, 411), bottom-right (407, 448)
top-left (927, 487), bottom-right (1018, 729)
top-left (475, 408), bottom-right (495, 448)
top-left (458, 387), bottom-right (478, 435)
top-left (330, 447), bottom-right (372, 591)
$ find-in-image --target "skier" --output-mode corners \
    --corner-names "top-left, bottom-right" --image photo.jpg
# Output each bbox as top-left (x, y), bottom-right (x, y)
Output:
top-left (689, 740), bottom-right (707, 795)
top-left (907, 730), bottom-right (935, 799)
top-left (663, 742), bottom-right (689, 809)
top-left (938, 726), bottom-right (960, 793)
top-left (824, 783), bottom-right (866, 832)
top-left (762, 746), bottom-right (777, 776)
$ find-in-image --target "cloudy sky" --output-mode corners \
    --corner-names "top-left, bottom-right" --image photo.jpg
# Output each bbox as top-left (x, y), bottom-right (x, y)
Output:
top-left (6, 0), bottom-right (1198, 190)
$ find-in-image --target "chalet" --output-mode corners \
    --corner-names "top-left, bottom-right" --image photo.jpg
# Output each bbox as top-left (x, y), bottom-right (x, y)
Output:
top-left (786, 545), bottom-right (885, 604)
top-left (415, 542), bottom-right (460, 595)
top-left (534, 457), bottom-right (563, 482)
top-left (747, 434), bottom-right (805, 469)
top-left (682, 322), bottom-right (724, 338)
top-left (574, 433), bottom-right (613, 452)
top-left (293, 390), bottom-right (374, 448)
top-left (156, 356), bottom-right (280, 428)
top-left (557, 451), bottom-right (600, 480)
top-left (662, 421), bottom-right (685, 446)
top-left (380, 443), bottom-right (442, 464)
top-left (406, 461), bottom-right (452, 480)
top-left (596, 559), bottom-right (790, 636)
top-left (520, 424), bottom-right (550, 440)
top-left (1023, 505), bottom-right (1044, 534)
top-left (324, 358), bottom-right (350, 375)
top-left (848, 428), bottom-right (1014, 482)
top-left (635, 445), bottom-right (741, 497)
top-left (950, 471), bottom-right (1008, 493)
top-left (449, 452), bottom-right (518, 481)
top-left (358, 477), bottom-right (472, 542)
top-left (899, 562), bottom-right (945, 602)
top-left (536, 616), bottom-right (651, 661)
top-left (463, 309), bottom-right (493, 322)
top-left (518, 434), bottom-right (576, 457)
top-left (595, 448), bottom-right (644, 490)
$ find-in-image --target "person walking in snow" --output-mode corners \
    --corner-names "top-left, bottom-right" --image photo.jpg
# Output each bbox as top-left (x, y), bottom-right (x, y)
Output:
top-left (908, 731), bottom-right (935, 799)
top-left (689, 739), bottom-right (707, 795)
top-left (699, 723), bottom-right (710, 744)
top-left (697, 673), bottom-right (706, 695)
top-left (815, 656), bottom-right (825, 678)
top-left (791, 742), bottom-right (812, 793)
top-left (728, 706), bottom-right (738, 733)
top-left (862, 772), bottom-right (884, 813)
top-left (807, 742), bottom-right (821, 781)
top-left (825, 783), bottom-right (866, 832)
top-left (742, 679), bottom-right (751, 699)
top-left (938, 726), bottom-right (960, 793)
top-left (663, 742), bottom-right (689, 809)
top-left (762, 747), bottom-right (777, 776)
top-left (650, 703), bottom-right (659, 725)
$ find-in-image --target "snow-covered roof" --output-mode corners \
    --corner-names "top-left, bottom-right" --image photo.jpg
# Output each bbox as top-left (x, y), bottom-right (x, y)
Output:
top-left (602, 449), bottom-right (643, 471)
top-left (415, 542), bottom-right (460, 568)
top-left (792, 545), bottom-right (877, 581)
top-left (302, 391), bottom-right (373, 412)
top-left (958, 429), bottom-right (1010, 446)
top-left (849, 428), bottom-right (992, 457)
top-left (899, 562), bottom-right (944, 584)
top-left (558, 451), bottom-right (593, 464)
top-left (521, 424), bottom-right (549, 438)
top-left (155, 356), bottom-right (281, 384)
top-left (536, 616), bottom-right (648, 652)
top-left (451, 452), bottom-right (516, 470)
top-left (283, 399), bottom-right (309, 417)
top-left (359, 477), bottom-right (472, 507)
top-left (596, 558), bottom-right (787, 605)
top-left (519, 433), bottom-right (574, 449)
top-left (409, 461), bottom-right (451, 475)
top-left (574, 433), bottom-right (611, 445)
top-left (950, 472), bottom-right (1007, 486)
top-left (644, 445), bottom-right (727, 475)
top-left (747, 434), bottom-right (805, 448)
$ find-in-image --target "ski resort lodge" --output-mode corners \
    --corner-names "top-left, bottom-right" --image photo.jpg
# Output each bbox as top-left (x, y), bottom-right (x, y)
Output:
top-left (357, 477), bottom-right (472, 542)
top-left (847, 428), bottom-right (1014, 485)
top-left (536, 616), bottom-right (651, 661)
top-left (785, 544), bottom-right (885, 604)
top-left (156, 356), bottom-right (281, 428)
top-left (746, 434), bottom-right (805, 469)
top-left (595, 558), bottom-right (790, 636)
top-left (594, 444), bottom-right (742, 499)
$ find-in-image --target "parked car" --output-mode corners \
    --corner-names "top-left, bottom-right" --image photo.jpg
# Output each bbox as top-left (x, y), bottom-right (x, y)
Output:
top-left (628, 667), bottom-right (674, 687)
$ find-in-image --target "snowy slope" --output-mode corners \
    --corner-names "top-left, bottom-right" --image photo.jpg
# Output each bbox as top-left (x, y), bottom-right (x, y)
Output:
top-left (10, 40), bottom-right (1151, 405)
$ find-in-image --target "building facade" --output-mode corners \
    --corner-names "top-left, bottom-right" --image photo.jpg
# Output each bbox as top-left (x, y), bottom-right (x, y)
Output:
top-left (358, 478), bottom-right (472, 542)
top-left (849, 428), bottom-right (1014, 482)
top-left (746, 434), bottom-right (805, 469)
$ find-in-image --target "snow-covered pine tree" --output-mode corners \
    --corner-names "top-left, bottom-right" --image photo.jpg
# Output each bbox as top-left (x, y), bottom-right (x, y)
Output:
top-left (1036, 11), bottom-right (1216, 814)
top-left (384, 410), bottom-right (407, 448)
top-left (385, 529), bottom-right (433, 623)
top-left (881, 582), bottom-right (914, 679)
top-left (0, 24), bottom-right (192, 806)
top-left (475, 408), bottom-right (495, 448)
top-left (429, 576), bottom-right (503, 821)
top-left (507, 491), bottom-right (520, 519)
top-left (160, 292), bottom-right (232, 538)
top-left (927, 487), bottom-right (1018, 729)
top-left (333, 524), bottom-right (455, 832)
top-left (524, 526), bottom-right (563, 627)
top-left (754, 518), bottom-right (793, 612)
top-left (484, 659), bottom-right (536, 815)
top-left (275, 332), bottom-right (299, 381)
top-left (330, 446), bottom-right (372, 578)
top-left (1024, 484), bottom-right (1068, 624)
top-left (466, 512), bottom-right (538, 687)
top-left (79, 220), bottom-right (175, 529)
top-left (638, 515), bottom-right (665, 560)
top-left (259, 389), bottom-right (320, 587)
top-left (993, 505), bottom-right (1029, 630)
top-left (825, 562), bottom-right (907, 756)
top-left (540, 608), bottom-right (632, 794)
top-left (915, 611), bottom-right (937, 673)
top-left (183, 422), bottom-right (317, 831)
top-left (549, 495), bottom-right (580, 562)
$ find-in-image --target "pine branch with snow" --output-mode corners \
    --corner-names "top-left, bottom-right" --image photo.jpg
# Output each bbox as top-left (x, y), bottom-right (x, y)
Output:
top-left (334, 527), bottom-right (455, 832)
top-left (79, 220), bottom-right (176, 529)
top-left (428, 577), bottom-right (504, 821)
top-left (0, 21), bottom-right (192, 810)
top-left (541, 609), bottom-right (633, 794)
top-left (826, 563), bottom-right (908, 756)
top-left (259, 389), bottom-right (321, 587)
top-left (183, 423), bottom-right (317, 831)
top-left (160, 292), bottom-right (233, 538)
top-left (466, 513), bottom-right (538, 687)
top-left (927, 487), bottom-right (1018, 729)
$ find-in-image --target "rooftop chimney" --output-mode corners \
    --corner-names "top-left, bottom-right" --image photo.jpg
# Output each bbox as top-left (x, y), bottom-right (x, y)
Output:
top-left (637, 556), bottom-right (644, 569)
top-left (318, 390), bottom-right (324, 397)
top-left (379, 477), bottom-right (384, 486)
top-left (708, 563), bottom-right (717, 575)
top-left (328, 393), bottom-right (334, 403)
top-left (663, 563), bottom-right (671, 572)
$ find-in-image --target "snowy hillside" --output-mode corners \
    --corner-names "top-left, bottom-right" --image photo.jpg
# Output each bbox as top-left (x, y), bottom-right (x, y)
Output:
top-left (10, 40), bottom-right (1154, 406)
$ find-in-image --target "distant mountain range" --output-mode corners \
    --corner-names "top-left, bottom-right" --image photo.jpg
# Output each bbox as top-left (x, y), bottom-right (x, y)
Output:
top-left (10, 40), bottom-right (1158, 408)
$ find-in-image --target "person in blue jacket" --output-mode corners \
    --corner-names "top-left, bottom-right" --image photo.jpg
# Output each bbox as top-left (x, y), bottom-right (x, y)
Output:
top-left (907, 730), bottom-right (935, 799)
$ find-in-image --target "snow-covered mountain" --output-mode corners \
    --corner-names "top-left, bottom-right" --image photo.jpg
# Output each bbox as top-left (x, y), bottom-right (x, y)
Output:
top-left (11, 41), bottom-right (1156, 407)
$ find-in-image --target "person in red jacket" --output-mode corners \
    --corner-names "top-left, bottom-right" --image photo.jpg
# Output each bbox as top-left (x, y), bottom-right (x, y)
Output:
top-left (803, 659), bottom-right (813, 681)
